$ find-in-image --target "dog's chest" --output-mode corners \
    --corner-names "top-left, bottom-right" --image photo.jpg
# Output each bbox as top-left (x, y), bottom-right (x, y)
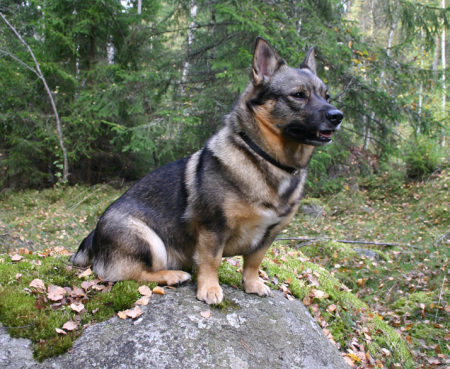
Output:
top-left (222, 177), bottom-right (302, 257)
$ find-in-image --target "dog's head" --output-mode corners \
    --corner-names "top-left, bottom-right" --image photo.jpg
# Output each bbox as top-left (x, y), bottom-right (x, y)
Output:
top-left (247, 37), bottom-right (343, 147)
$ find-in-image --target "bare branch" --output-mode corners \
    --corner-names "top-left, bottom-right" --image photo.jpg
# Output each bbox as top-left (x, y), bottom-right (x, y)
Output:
top-left (275, 237), bottom-right (402, 247)
top-left (0, 11), bottom-right (69, 181)
top-left (0, 48), bottom-right (38, 75)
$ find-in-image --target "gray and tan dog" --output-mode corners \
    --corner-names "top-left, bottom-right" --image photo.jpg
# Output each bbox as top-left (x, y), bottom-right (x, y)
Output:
top-left (70, 37), bottom-right (343, 304)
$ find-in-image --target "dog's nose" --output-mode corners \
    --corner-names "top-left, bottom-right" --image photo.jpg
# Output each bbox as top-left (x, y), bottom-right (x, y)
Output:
top-left (326, 110), bottom-right (343, 126)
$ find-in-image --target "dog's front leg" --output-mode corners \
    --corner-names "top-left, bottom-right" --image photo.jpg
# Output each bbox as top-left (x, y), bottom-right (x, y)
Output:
top-left (243, 245), bottom-right (271, 297)
top-left (195, 229), bottom-right (225, 304)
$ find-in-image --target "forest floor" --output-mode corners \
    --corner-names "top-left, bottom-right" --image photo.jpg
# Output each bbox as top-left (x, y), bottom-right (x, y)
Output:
top-left (0, 169), bottom-right (448, 368)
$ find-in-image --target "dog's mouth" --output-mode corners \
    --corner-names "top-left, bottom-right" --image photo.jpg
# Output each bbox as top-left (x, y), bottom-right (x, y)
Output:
top-left (283, 126), bottom-right (335, 146)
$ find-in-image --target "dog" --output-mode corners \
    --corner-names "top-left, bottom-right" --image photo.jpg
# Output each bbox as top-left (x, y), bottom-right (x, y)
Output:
top-left (70, 37), bottom-right (343, 305)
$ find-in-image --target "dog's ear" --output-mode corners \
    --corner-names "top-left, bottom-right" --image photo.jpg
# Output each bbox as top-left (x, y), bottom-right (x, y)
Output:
top-left (300, 47), bottom-right (316, 75)
top-left (252, 37), bottom-right (284, 85)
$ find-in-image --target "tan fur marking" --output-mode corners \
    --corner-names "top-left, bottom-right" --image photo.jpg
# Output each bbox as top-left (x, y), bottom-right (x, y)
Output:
top-left (139, 270), bottom-right (191, 285)
top-left (253, 100), bottom-right (316, 169)
top-left (223, 198), bottom-right (262, 230)
top-left (253, 101), bottom-right (285, 159)
top-left (242, 246), bottom-right (271, 296)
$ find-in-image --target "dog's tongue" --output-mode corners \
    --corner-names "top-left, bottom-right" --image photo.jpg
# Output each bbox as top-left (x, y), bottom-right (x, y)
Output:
top-left (318, 130), bottom-right (333, 139)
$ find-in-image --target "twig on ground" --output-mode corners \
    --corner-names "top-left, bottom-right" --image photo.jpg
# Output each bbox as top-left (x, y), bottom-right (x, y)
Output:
top-left (275, 237), bottom-right (402, 247)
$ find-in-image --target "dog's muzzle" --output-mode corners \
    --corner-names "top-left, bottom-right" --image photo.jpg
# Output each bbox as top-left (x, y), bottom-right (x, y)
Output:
top-left (283, 108), bottom-right (344, 146)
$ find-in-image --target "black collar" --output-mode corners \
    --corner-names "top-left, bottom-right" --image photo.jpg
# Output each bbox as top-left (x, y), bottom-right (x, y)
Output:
top-left (238, 132), bottom-right (299, 175)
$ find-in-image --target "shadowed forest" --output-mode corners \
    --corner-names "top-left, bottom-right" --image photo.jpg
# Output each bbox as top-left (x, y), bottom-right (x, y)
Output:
top-left (0, 1), bottom-right (449, 368)
top-left (0, 0), bottom-right (448, 188)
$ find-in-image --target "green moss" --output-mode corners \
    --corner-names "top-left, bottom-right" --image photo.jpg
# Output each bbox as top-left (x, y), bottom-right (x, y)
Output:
top-left (393, 291), bottom-right (434, 310)
top-left (0, 253), bottom-right (152, 361)
top-left (218, 259), bottom-right (243, 287)
top-left (302, 240), bottom-right (358, 260)
top-left (211, 298), bottom-right (241, 311)
top-left (370, 316), bottom-right (413, 367)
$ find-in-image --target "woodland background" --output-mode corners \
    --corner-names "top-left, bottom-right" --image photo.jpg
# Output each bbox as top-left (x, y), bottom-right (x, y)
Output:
top-left (0, 2), bottom-right (449, 367)
top-left (0, 0), bottom-right (448, 191)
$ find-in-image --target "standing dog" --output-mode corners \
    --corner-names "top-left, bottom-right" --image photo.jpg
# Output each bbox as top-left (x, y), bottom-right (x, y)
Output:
top-left (70, 37), bottom-right (343, 304)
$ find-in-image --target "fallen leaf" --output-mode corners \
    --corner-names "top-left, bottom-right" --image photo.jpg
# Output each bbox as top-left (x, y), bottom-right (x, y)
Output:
top-left (135, 295), bottom-right (151, 306)
top-left (31, 260), bottom-right (42, 266)
top-left (70, 286), bottom-right (85, 298)
top-left (327, 304), bottom-right (337, 312)
top-left (152, 286), bottom-right (165, 295)
top-left (62, 321), bottom-right (78, 331)
top-left (444, 305), bottom-right (450, 313)
top-left (91, 284), bottom-right (105, 291)
top-left (427, 357), bottom-right (441, 365)
top-left (77, 268), bottom-right (92, 279)
top-left (15, 273), bottom-right (22, 280)
top-left (303, 296), bottom-right (312, 306)
top-left (70, 302), bottom-right (85, 313)
top-left (117, 310), bottom-right (128, 320)
top-left (200, 310), bottom-right (211, 318)
top-left (311, 289), bottom-right (329, 299)
top-left (81, 281), bottom-right (96, 291)
top-left (11, 254), bottom-right (23, 262)
top-left (381, 348), bottom-right (391, 356)
top-left (55, 328), bottom-right (67, 335)
top-left (29, 279), bottom-right (45, 292)
top-left (138, 285), bottom-right (152, 296)
top-left (127, 306), bottom-right (143, 319)
top-left (47, 290), bottom-right (65, 301)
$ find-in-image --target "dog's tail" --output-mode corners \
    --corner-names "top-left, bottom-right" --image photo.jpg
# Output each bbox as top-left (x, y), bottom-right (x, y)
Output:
top-left (69, 230), bottom-right (94, 266)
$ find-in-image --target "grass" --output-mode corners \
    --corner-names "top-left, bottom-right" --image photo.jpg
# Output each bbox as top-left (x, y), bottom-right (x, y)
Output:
top-left (0, 169), bottom-right (448, 367)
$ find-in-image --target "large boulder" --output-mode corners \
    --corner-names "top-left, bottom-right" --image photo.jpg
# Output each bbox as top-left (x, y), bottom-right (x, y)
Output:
top-left (1, 284), bottom-right (349, 369)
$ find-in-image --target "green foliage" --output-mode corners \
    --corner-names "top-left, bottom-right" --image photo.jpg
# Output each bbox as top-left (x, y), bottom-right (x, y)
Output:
top-left (1, 0), bottom-right (447, 188)
top-left (404, 137), bottom-right (444, 180)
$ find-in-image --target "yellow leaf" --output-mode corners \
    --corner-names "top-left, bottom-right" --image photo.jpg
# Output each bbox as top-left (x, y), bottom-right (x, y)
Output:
top-left (152, 286), bottom-right (165, 295)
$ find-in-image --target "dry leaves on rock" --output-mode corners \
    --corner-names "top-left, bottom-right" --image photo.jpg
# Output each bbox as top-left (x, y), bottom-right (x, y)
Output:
top-left (138, 285), bottom-right (152, 296)
top-left (200, 310), bottom-right (211, 319)
top-left (117, 306), bottom-right (143, 320)
top-left (135, 295), bottom-right (151, 306)
top-left (152, 286), bottom-right (165, 295)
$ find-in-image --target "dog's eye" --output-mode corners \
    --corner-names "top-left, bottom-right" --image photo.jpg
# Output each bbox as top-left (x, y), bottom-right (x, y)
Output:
top-left (291, 92), bottom-right (307, 99)
top-left (325, 93), bottom-right (331, 101)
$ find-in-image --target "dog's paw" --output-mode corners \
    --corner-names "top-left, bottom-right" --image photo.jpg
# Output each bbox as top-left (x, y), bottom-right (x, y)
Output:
top-left (165, 271), bottom-right (192, 285)
top-left (244, 279), bottom-right (271, 297)
top-left (196, 284), bottom-right (223, 305)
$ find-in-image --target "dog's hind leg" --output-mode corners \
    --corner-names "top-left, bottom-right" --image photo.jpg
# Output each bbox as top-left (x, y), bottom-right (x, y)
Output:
top-left (139, 270), bottom-right (191, 285)
top-left (95, 216), bottom-right (192, 285)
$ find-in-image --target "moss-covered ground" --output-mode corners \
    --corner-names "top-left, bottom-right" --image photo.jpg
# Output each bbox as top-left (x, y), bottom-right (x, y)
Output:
top-left (0, 169), bottom-right (448, 367)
